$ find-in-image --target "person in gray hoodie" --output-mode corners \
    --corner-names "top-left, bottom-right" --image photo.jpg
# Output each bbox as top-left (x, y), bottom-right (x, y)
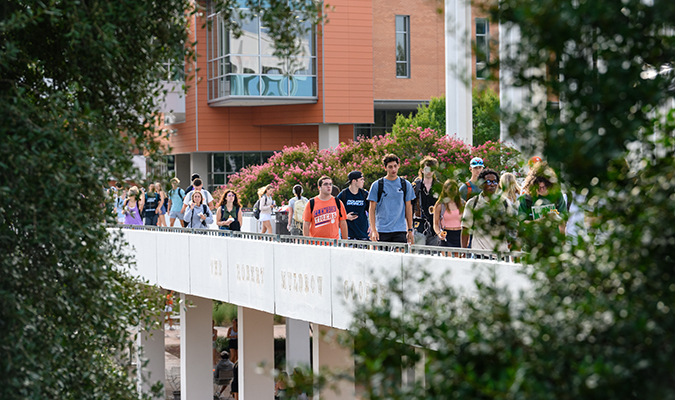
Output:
top-left (183, 190), bottom-right (214, 228)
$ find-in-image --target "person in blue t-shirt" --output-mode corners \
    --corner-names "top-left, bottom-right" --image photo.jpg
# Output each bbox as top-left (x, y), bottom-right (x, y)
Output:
top-left (367, 154), bottom-right (416, 244)
top-left (337, 170), bottom-right (370, 240)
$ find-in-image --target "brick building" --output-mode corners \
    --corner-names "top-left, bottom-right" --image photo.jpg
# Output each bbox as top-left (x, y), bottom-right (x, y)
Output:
top-left (163, 0), bottom-right (494, 191)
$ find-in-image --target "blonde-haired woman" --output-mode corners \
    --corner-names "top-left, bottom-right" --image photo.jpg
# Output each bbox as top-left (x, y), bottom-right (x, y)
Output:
top-left (257, 185), bottom-right (275, 234)
top-left (499, 172), bottom-right (521, 205)
top-left (433, 179), bottom-right (464, 248)
top-left (155, 181), bottom-right (168, 227)
top-left (123, 186), bottom-right (145, 225)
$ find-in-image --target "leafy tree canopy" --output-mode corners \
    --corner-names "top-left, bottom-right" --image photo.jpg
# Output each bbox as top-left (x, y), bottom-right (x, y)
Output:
top-left (345, 0), bottom-right (675, 399)
top-left (0, 0), bottom-right (325, 398)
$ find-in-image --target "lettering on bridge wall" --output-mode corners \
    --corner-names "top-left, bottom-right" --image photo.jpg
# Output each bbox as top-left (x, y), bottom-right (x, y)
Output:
top-left (280, 270), bottom-right (323, 296)
top-left (236, 263), bottom-right (265, 285)
top-left (210, 259), bottom-right (224, 277)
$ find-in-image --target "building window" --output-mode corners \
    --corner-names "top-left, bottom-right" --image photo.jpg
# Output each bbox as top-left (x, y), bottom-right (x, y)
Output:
top-left (354, 109), bottom-right (419, 140)
top-left (395, 15), bottom-right (410, 78)
top-left (206, 4), bottom-right (317, 102)
top-left (207, 151), bottom-right (275, 192)
top-left (475, 18), bottom-right (489, 80)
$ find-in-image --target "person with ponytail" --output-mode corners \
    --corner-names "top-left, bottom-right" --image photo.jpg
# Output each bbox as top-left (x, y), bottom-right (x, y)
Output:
top-left (287, 184), bottom-right (308, 235)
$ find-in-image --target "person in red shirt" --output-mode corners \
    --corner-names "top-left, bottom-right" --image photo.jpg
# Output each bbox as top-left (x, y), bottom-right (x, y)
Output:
top-left (303, 176), bottom-right (348, 239)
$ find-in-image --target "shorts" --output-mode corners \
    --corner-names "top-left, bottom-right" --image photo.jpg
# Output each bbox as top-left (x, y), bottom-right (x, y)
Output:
top-left (440, 230), bottom-right (462, 248)
top-left (169, 210), bottom-right (182, 219)
top-left (164, 305), bottom-right (173, 313)
top-left (378, 231), bottom-right (407, 243)
top-left (144, 213), bottom-right (158, 226)
top-left (228, 338), bottom-right (238, 350)
top-left (259, 213), bottom-right (271, 222)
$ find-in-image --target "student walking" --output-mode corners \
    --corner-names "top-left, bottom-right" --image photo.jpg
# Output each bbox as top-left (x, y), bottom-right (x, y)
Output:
top-left (367, 154), bottom-right (416, 244)
top-left (287, 184), bottom-right (309, 236)
top-left (412, 156), bottom-right (439, 245)
top-left (337, 171), bottom-right (370, 240)
top-left (433, 179), bottom-right (465, 248)
top-left (257, 185), bottom-right (276, 234)
top-left (167, 177), bottom-right (185, 227)
top-left (183, 191), bottom-right (214, 228)
top-left (461, 169), bottom-right (517, 252)
top-left (143, 183), bottom-right (160, 226)
top-left (459, 157), bottom-right (485, 201)
top-left (303, 176), bottom-right (348, 240)
top-left (216, 190), bottom-right (243, 231)
top-left (123, 186), bottom-right (145, 226)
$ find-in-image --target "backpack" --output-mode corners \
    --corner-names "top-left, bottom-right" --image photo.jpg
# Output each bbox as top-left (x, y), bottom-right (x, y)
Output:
top-left (252, 199), bottom-right (261, 220)
top-left (308, 196), bottom-right (343, 218)
top-left (293, 198), bottom-right (308, 223)
top-left (376, 177), bottom-right (408, 203)
top-left (170, 188), bottom-right (185, 201)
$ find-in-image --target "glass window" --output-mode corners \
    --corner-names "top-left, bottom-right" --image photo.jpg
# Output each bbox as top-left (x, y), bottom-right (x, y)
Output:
top-left (207, 7), bottom-right (317, 101)
top-left (475, 18), bottom-right (489, 80)
top-left (395, 16), bottom-right (410, 78)
top-left (243, 152), bottom-right (260, 167)
top-left (226, 153), bottom-right (243, 173)
top-left (213, 153), bottom-right (225, 173)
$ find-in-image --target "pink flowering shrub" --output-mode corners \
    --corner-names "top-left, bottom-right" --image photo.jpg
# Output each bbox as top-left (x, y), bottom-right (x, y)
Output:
top-left (224, 127), bottom-right (522, 206)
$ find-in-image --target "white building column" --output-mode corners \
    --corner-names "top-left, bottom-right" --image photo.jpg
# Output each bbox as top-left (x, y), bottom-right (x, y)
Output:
top-left (239, 306), bottom-right (274, 400)
top-left (318, 124), bottom-right (340, 150)
top-left (445, 0), bottom-right (473, 145)
top-left (136, 314), bottom-right (165, 397)
top-left (286, 318), bottom-right (311, 373)
top-left (180, 294), bottom-right (212, 400)
top-left (190, 153), bottom-right (209, 187)
top-left (312, 324), bottom-right (354, 400)
top-left (499, 22), bottom-right (527, 149)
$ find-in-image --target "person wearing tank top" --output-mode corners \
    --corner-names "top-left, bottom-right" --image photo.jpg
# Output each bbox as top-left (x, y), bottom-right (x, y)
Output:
top-left (433, 179), bottom-right (465, 248)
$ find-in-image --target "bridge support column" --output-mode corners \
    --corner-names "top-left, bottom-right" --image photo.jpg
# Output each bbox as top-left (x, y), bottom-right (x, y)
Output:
top-left (286, 318), bottom-right (311, 374)
top-left (180, 294), bottom-right (213, 400)
top-left (239, 306), bottom-right (274, 400)
top-left (136, 313), bottom-right (165, 397)
top-left (312, 324), bottom-right (354, 400)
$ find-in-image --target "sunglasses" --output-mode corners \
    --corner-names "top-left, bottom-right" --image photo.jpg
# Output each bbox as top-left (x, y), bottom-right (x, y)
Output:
top-left (484, 180), bottom-right (499, 185)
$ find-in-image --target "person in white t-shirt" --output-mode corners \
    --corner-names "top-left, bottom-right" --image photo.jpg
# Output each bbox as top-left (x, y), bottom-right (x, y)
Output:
top-left (179, 178), bottom-right (214, 216)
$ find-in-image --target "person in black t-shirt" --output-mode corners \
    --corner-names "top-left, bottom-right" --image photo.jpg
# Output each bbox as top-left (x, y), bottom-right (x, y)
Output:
top-left (412, 156), bottom-right (440, 246)
top-left (337, 171), bottom-right (370, 240)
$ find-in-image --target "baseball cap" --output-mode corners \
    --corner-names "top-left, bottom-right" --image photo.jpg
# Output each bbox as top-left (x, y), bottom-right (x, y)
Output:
top-left (469, 157), bottom-right (484, 168)
top-left (528, 156), bottom-right (543, 167)
top-left (347, 171), bottom-right (364, 184)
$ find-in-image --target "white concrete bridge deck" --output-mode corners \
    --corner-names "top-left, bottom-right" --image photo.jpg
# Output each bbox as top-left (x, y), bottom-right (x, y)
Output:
top-left (113, 225), bottom-right (530, 400)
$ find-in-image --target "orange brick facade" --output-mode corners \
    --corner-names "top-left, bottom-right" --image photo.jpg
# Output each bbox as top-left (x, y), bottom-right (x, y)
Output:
top-left (372, 0), bottom-right (446, 101)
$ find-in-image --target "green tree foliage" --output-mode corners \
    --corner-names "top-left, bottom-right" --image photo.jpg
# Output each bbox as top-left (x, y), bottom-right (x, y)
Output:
top-left (392, 96), bottom-right (447, 136)
top-left (392, 91), bottom-right (501, 146)
top-left (472, 87), bottom-right (501, 145)
top-left (0, 1), bottom-right (193, 398)
top-left (346, 0), bottom-right (675, 398)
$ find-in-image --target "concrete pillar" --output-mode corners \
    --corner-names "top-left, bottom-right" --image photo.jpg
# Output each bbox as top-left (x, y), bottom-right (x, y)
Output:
top-left (312, 324), bottom-right (354, 400)
top-left (239, 306), bottom-right (274, 400)
top-left (180, 294), bottom-right (212, 400)
top-left (401, 347), bottom-right (426, 390)
top-left (499, 22), bottom-right (527, 149)
top-left (190, 153), bottom-right (209, 188)
top-left (318, 124), bottom-right (340, 150)
top-left (136, 314), bottom-right (166, 397)
top-left (174, 154), bottom-right (191, 187)
top-left (445, 0), bottom-right (473, 145)
top-left (286, 318), bottom-right (311, 374)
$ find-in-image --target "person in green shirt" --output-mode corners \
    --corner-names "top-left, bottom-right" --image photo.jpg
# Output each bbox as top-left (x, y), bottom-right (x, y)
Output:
top-left (517, 166), bottom-right (567, 234)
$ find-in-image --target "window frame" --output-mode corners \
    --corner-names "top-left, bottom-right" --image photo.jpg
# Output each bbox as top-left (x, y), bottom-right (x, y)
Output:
top-left (475, 18), bottom-right (489, 80)
top-left (395, 15), bottom-right (410, 79)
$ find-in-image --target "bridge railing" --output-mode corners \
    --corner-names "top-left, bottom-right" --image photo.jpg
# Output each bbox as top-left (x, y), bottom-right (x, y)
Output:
top-left (115, 224), bottom-right (523, 261)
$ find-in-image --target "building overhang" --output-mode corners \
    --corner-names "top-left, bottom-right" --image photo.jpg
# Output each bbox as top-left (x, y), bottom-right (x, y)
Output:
top-left (374, 99), bottom-right (429, 110)
top-left (208, 96), bottom-right (318, 107)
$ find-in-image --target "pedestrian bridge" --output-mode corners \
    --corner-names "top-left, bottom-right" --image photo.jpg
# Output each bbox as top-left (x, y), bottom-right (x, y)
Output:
top-left (112, 225), bottom-right (530, 400)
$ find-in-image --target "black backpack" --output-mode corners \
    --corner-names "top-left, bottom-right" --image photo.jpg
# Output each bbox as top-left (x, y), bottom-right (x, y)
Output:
top-left (376, 177), bottom-right (408, 203)
top-left (308, 196), bottom-right (344, 218)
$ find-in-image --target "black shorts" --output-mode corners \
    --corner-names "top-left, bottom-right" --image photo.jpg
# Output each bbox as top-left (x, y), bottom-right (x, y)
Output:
top-left (440, 230), bottom-right (462, 248)
top-left (378, 231), bottom-right (407, 243)
top-left (228, 338), bottom-right (238, 350)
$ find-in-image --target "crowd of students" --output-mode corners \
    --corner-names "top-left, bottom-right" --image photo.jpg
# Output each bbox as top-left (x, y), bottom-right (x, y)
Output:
top-left (110, 154), bottom-right (571, 252)
top-left (295, 153), bottom-right (570, 252)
